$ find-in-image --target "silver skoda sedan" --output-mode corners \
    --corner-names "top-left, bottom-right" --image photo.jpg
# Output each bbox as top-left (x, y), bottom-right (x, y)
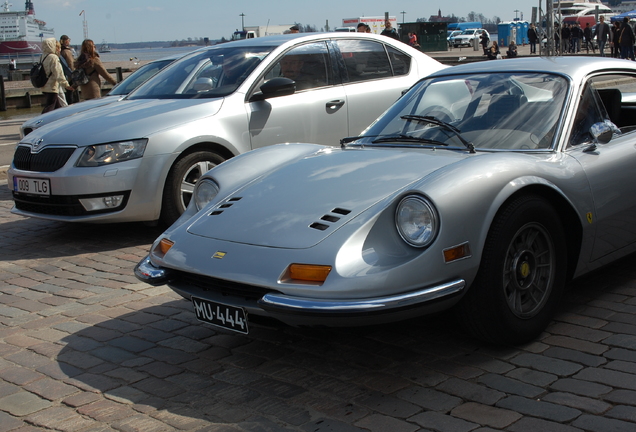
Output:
top-left (9, 33), bottom-right (446, 225)
top-left (20, 50), bottom-right (198, 138)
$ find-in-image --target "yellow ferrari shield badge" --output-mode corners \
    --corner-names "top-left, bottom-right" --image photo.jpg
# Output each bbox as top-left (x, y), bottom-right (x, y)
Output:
top-left (586, 212), bottom-right (593, 224)
top-left (212, 251), bottom-right (227, 259)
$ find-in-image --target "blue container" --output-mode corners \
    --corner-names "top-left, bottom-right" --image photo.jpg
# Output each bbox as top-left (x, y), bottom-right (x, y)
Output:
top-left (515, 21), bottom-right (529, 45)
top-left (497, 22), bottom-right (514, 46)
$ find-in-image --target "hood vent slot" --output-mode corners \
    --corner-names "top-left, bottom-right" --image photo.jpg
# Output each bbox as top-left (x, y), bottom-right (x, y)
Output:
top-left (310, 222), bottom-right (329, 231)
top-left (332, 208), bottom-right (351, 215)
top-left (321, 215), bottom-right (340, 223)
top-left (209, 197), bottom-right (243, 216)
top-left (310, 207), bottom-right (352, 231)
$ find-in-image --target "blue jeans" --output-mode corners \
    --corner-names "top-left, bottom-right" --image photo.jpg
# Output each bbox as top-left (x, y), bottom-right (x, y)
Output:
top-left (621, 45), bottom-right (635, 60)
top-left (599, 40), bottom-right (606, 56)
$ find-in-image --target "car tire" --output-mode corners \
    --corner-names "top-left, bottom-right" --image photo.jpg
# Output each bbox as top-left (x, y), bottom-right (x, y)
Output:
top-left (457, 194), bottom-right (567, 344)
top-left (160, 150), bottom-right (226, 226)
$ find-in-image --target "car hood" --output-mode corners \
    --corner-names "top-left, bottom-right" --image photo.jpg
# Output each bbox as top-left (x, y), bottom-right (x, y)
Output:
top-left (186, 147), bottom-right (467, 249)
top-left (20, 98), bottom-right (224, 146)
top-left (22, 96), bottom-right (120, 130)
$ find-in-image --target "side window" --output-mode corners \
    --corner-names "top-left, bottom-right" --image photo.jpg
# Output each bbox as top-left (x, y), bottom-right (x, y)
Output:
top-left (569, 84), bottom-right (605, 147)
top-left (386, 46), bottom-right (411, 76)
top-left (262, 42), bottom-right (330, 91)
top-left (590, 74), bottom-right (636, 133)
top-left (334, 39), bottom-right (392, 83)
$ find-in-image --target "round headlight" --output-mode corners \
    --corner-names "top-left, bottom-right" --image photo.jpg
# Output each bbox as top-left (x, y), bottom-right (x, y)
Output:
top-left (395, 195), bottom-right (438, 247)
top-left (194, 179), bottom-right (220, 211)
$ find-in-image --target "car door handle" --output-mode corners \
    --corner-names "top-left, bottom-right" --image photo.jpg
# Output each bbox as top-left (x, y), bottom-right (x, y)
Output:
top-left (327, 100), bottom-right (345, 109)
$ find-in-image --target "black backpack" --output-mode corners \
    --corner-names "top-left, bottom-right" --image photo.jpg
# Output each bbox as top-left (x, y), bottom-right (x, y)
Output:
top-left (30, 54), bottom-right (51, 88)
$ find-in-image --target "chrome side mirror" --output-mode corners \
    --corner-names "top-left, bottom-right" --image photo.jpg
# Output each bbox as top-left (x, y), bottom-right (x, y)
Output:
top-left (590, 121), bottom-right (614, 145)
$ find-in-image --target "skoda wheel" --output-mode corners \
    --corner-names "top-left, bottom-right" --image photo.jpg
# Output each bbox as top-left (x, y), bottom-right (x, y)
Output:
top-left (161, 150), bottom-right (226, 226)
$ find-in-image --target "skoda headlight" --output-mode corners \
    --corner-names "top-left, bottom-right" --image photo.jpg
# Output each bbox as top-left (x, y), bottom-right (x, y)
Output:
top-left (194, 179), bottom-right (220, 211)
top-left (77, 139), bottom-right (148, 167)
top-left (395, 195), bottom-right (438, 248)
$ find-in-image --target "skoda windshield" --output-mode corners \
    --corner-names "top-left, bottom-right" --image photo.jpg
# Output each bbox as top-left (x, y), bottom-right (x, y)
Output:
top-left (127, 46), bottom-right (274, 100)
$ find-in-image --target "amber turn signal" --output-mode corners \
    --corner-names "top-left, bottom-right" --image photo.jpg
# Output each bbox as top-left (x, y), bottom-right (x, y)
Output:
top-left (159, 238), bottom-right (174, 255)
top-left (289, 264), bottom-right (332, 282)
top-left (443, 243), bottom-right (471, 263)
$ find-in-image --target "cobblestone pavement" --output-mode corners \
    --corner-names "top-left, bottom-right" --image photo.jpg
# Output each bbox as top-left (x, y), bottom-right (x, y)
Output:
top-left (1, 179), bottom-right (636, 432)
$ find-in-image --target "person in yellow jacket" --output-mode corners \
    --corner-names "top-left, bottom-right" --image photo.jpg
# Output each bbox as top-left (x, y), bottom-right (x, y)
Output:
top-left (41, 37), bottom-right (73, 113)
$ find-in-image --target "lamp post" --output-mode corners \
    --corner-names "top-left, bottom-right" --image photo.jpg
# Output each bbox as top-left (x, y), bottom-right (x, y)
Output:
top-left (514, 9), bottom-right (520, 20)
top-left (400, 11), bottom-right (406, 24)
top-left (79, 10), bottom-right (88, 40)
top-left (239, 13), bottom-right (245, 31)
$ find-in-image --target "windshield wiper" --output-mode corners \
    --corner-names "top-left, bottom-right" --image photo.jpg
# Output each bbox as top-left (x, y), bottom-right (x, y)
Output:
top-left (401, 115), bottom-right (476, 153)
top-left (371, 134), bottom-right (448, 146)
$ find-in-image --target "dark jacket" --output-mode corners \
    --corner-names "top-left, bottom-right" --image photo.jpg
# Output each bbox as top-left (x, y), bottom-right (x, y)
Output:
top-left (381, 27), bottom-right (399, 40)
top-left (619, 22), bottom-right (635, 47)
top-left (593, 22), bottom-right (610, 42)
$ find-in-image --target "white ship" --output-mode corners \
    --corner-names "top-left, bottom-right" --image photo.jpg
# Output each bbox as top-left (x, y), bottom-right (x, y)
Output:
top-left (553, 1), bottom-right (615, 18)
top-left (0, 1), bottom-right (54, 54)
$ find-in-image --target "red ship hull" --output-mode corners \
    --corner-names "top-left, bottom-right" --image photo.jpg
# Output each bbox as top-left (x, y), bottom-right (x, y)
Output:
top-left (0, 40), bottom-right (43, 54)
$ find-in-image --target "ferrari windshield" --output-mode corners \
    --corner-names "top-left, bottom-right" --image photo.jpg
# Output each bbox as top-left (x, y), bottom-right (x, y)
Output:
top-left (128, 46), bottom-right (274, 99)
top-left (360, 72), bottom-right (569, 151)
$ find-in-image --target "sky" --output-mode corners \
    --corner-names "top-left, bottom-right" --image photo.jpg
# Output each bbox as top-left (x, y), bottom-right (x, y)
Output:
top-left (25, 0), bottom-right (540, 44)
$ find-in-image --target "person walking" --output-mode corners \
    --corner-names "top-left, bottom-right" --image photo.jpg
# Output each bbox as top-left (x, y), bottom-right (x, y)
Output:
top-left (528, 23), bottom-right (538, 54)
top-left (59, 35), bottom-right (77, 104)
top-left (583, 22), bottom-right (596, 54)
top-left (74, 39), bottom-right (117, 101)
top-left (561, 23), bottom-right (571, 53)
top-left (611, 20), bottom-right (622, 58)
top-left (593, 16), bottom-right (611, 57)
top-left (480, 31), bottom-right (490, 55)
top-left (40, 38), bottom-right (74, 113)
top-left (618, 17), bottom-right (635, 60)
top-left (571, 23), bottom-right (582, 53)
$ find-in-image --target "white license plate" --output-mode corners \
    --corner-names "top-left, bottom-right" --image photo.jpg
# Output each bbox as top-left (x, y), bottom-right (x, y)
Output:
top-left (13, 176), bottom-right (50, 196)
top-left (192, 297), bottom-right (249, 334)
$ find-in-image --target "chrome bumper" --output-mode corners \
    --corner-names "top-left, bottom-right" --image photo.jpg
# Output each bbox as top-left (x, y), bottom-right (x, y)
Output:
top-left (134, 255), bottom-right (174, 286)
top-left (135, 255), bottom-right (466, 316)
top-left (258, 279), bottom-right (465, 314)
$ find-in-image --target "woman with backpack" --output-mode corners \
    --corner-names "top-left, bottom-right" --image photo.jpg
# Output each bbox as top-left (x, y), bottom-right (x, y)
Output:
top-left (41, 37), bottom-right (74, 113)
top-left (74, 39), bottom-right (117, 100)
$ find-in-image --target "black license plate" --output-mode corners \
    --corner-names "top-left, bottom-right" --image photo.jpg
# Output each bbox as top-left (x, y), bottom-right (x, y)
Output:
top-left (191, 297), bottom-right (248, 334)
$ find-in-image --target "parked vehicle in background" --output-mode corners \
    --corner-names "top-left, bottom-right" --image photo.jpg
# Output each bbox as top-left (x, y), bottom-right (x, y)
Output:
top-left (335, 27), bottom-right (356, 32)
top-left (20, 49), bottom-right (199, 138)
top-left (450, 28), bottom-right (489, 48)
top-left (447, 21), bottom-right (482, 32)
top-left (9, 33), bottom-right (446, 226)
top-left (447, 30), bottom-right (462, 47)
top-left (136, 56), bottom-right (636, 344)
top-left (232, 25), bottom-right (293, 40)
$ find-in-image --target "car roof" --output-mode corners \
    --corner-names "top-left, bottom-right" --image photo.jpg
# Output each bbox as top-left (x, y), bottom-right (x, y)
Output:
top-left (425, 56), bottom-right (636, 82)
top-left (201, 32), bottom-right (415, 50)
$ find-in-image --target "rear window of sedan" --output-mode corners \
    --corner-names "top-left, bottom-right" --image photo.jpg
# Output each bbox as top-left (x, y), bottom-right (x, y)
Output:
top-left (334, 39), bottom-right (412, 83)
